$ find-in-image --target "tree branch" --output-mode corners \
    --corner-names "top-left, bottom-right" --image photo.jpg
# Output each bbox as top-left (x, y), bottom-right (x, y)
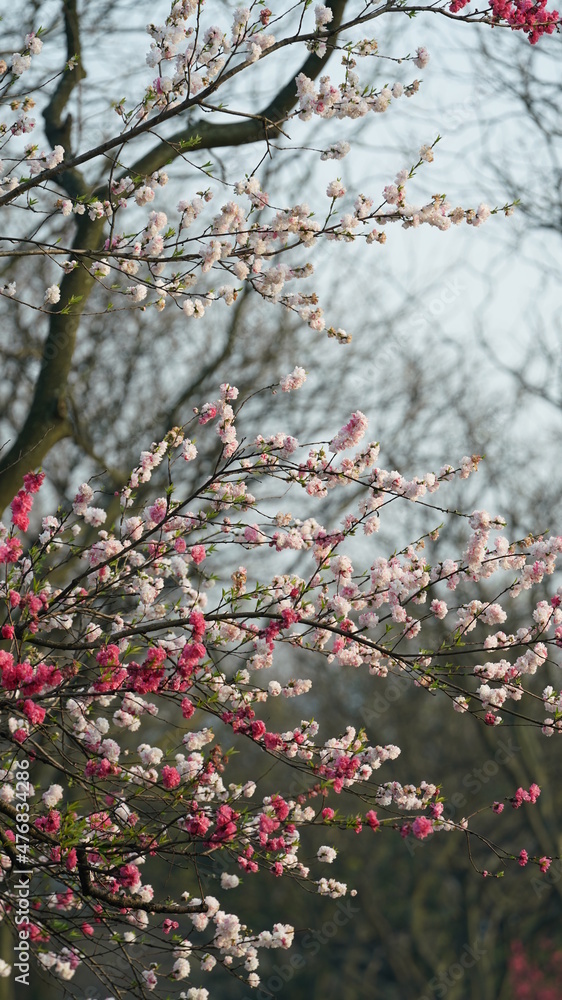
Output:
top-left (0, 0), bottom-right (350, 208)
top-left (75, 846), bottom-right (207, 913)
top-left (0, 0), bottom-right (350, 511)
top-left (43, 0), bottom-right (88, 200)
top-left (0, 215), bottom-right (106, 510)
top-left (125, 0), bottom-right (349, 180)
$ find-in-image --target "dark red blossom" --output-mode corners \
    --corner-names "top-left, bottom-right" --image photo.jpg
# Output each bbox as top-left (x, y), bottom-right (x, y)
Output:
top-left (34, 810), bottom-right (61, 834)
top-left (366, 810), bottom-right (380, 831)
top-left (23, 472), bottom-right (45, 494)
top-left (21, 699), bottom-right (46, 725)
top-left (11, 489), bottom-right (33, 531)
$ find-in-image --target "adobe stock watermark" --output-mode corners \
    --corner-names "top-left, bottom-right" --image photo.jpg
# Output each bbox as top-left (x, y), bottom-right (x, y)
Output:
top-left (438, 82), bottom-right (489, 136)
top-left (360, 669), bottom-right (411, 725)
top-left (352, 274), bottom-right (466, 388)
top-left (417, 937), bottom-right (487, 999)
top-left (12, 758), bottom-right (33, 987)
top-left (69, 937), bottom-right (151, 999)
top-left (403, 735), bottom-right (521, 859)
top-left (242, 896), bottom-right (360, 1000)
top-left (530, 857), bottom-right (562, 899)
top-left (67, 854), bottom-right (360, 1000)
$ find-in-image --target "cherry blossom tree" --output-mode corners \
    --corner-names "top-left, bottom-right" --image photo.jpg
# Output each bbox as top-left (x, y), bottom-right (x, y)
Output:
top-left (0, 1), bottom-right (561, 998)
top-left (2, 0), bottom-right (557, 509)
top-left (3, 378), bottom-right (562, 998)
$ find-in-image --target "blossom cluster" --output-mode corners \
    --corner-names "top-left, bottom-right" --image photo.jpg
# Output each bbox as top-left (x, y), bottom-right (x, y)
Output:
top-left (448, 0), bottom-right (559, 43)
top-left (0, 375), bottom-right (559, 994)
top-left (0, 144), bottom-right (511, 345)
top-left (0, 8), bottom-right (522, 341)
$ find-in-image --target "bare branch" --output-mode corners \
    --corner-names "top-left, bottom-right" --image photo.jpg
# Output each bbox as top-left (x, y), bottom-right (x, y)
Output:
top-left (43, 0), bottom-right (88, 199)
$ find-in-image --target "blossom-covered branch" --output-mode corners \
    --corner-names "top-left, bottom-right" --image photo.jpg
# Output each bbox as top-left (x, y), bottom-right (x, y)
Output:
top-left (0, 376), bottom-right (559, 995)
